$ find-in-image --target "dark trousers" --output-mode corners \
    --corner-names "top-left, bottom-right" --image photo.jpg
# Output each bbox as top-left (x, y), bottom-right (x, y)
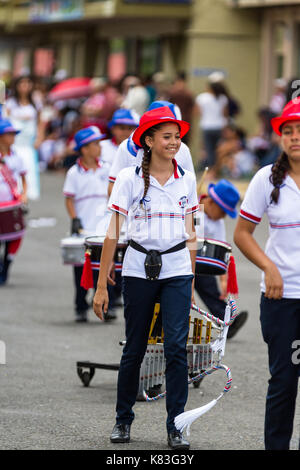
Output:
top-left (202, 129), bottom-right (222, 168)
top-left (260, 295), bottom-right (300, 450)
top-left (116, 275), bottom-right (193, 432)
top-left (194, 274), bottom-right (226, 320)
top-left (73, 266), bottom-right (121, 312)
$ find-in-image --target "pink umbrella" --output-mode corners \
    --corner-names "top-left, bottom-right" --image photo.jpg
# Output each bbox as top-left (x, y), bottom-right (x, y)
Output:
top-left (48, 77), bottom-right (92, 102)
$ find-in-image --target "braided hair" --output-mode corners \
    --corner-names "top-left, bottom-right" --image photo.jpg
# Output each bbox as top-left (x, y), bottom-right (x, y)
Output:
top-left (139, 124), bottom-right (163, 208)
top-left (269, 151), bottom-right (290, 204)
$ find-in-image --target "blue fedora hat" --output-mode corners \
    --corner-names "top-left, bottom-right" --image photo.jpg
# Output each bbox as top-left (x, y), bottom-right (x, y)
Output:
top-left (148, 100), bottom-right (182, 120)
top-left (207, 179), bottom-right (240, 218)
top-left (108, 108), bottom-right (140, 129)
top-left (0, 119), bottom-right (20, 136)
top-left (74, 126), bottom-right (106, 151)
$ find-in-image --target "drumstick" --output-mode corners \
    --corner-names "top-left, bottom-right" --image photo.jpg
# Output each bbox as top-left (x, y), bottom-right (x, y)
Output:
top-left (197, 167), bottom-right (209, 196)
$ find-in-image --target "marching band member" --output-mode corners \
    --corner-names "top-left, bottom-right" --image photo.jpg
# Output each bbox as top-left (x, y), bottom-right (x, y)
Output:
top-left (63, 126), bottom-right (116, 322)
top-left (0, 119), bottom-right (27, 285)
top-left (234, 99), bottom-right (300, 450)
top-left (196, 179), bottom-right (248, 338)
top-left (107, 100), bottom-right (195, 196)
top-left (100, 108), bottom-right (139, 170)
top-left (93, 106), bottom-right (198, 449)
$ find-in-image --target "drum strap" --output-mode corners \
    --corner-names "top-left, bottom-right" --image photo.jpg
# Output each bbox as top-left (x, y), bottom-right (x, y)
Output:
top-left (0, 160), bottom-right (20, 201)
top-left (129, 240), bottom-right (186, 281)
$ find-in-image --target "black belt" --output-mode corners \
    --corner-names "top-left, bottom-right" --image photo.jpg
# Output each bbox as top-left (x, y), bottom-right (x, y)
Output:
top-left (129, 240), bottom-right (186, 280)
top-left (129, 240), bottom-right (186, 255)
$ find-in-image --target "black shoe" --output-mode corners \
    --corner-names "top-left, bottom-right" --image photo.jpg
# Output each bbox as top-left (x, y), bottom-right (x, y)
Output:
top-left (168, 430), bottom-right (190, 450)
top-left (227, 310), bottom-right (248, 339)
top-left (110, 424), bottom-right (131, 443)
top-left (104, 309), bottom-right (117, 321)
top-left (75, 310), bottom-right (88, 323)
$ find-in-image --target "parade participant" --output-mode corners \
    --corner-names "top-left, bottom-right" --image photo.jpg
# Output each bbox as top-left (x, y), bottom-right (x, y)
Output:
top-left (100, 108), bottom-right (139, 170)
top-left (93, 106), bottom-right (198, 449)
top-left (63, 126), bottom-right (116, 322)
top-left (195, 179), bottom-right (248, 338)
top-left (0, 119), bottom-right (27, 285)
top-left (107, 100), bottom-right (195, 196)
top-left (234, 99), bottom-right (300, 450)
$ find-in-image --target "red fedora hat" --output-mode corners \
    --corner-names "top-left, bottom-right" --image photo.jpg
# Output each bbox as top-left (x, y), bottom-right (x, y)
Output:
top-left (132, 106), bottom-right (190, 147)
top-left (271, 98), bottom-right (300, 136)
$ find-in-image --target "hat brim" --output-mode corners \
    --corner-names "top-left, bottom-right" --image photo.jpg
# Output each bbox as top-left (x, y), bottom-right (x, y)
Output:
top-left (0, 129), bottom-right (20, 136)
top-left (132, 118), bottom-right (189, 147)
top-left (271, 115), bottom-right (300, 136)
top-left (74, 134), bottom-right (106, 152)
top-left (208, 183), bottom-right (237, 218)
top-left (108, 119), bottom-right (139, 129)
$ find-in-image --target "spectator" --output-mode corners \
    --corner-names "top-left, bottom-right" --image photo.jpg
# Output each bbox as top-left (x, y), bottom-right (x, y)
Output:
top-left (168, 72), bottom-right (196, 144)
top-left (269, 78), bottom-right (287, 114)
top-left (248, 107), bottom-right (281, 166)
top-left (196, 74), bottom-right (229, 170)
top-left (121, 75), bottom-right (149, 116)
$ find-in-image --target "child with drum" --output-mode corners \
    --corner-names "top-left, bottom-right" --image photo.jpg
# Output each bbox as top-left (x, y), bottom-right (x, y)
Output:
top-left (195, 179), bottom-right (248, 338)
top-left (0, 119), bottom-right (27, 285)
top-left (234, 99), bottom-right (300, 450)
top-left (93, 106), bottom-right (198, 449)
top-left (63, 126), bottom-right (116, 322)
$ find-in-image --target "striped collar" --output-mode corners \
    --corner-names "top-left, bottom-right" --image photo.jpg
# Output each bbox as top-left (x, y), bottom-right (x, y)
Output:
top-left (135, 159), bottom-right (185, 179)
top-left (76, 157), bottom-right (102, 172)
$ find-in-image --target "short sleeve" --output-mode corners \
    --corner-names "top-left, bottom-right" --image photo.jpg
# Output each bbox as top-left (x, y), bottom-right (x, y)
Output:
top-left (186, 174), bottom-right (199, 215)
top-left (109, 139), bottom-right (131, 183)
top-left (240, 168), bottom-right (269, 224)
top-left (108, 169), bottom-right (134, 217)
top-left (180, 143), bottom-right (195, 175)
top-left (63, 168), bottom-right (76, 198)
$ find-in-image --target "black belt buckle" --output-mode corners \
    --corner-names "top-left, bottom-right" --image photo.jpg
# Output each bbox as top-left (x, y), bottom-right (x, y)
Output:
top-left (144, 250), bottom-right (162, 281)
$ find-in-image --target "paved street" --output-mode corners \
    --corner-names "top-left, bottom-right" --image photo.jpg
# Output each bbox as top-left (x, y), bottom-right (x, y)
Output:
top-left (1, 171), bottom-right (299, 451)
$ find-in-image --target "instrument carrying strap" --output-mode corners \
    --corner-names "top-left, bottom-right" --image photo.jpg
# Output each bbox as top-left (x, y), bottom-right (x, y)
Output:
top-left (0, 157), bottom-right (20, 201)
top-left (129, 239), bottom-right (186, 281)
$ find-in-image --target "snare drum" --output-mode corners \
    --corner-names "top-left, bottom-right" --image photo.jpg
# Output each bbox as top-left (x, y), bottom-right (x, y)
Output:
top-left (0, 201), bottom-right (25, 241)
top-left (84, 235), bottom-right (128, 271)
top-left (196, 238), bottom-right (232, 276)
top-left (61, 236), bottom-right (86, 266)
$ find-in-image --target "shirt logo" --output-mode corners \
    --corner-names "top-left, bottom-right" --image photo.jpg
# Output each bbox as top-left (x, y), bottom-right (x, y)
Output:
top-left (178, 196), bottom-right (188, 208)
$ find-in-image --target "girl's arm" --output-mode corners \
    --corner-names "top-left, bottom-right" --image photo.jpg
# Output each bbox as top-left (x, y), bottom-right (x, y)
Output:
top-left (93, 212), bottom-right (124, 320)
top-left (65, 197), bottom-right (77, 219)
top-left (234, 217), bottom-right (283, 299)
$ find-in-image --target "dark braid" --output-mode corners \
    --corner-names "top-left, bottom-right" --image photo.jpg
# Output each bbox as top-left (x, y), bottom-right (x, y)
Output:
top-left (139, 124), bottom-right (163, 205)
top-left (269, 152), bottom-right (290, 204)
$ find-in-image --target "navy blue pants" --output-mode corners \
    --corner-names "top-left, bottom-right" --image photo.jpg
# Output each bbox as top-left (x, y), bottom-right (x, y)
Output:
top-left (116, 275), bottom-right (193, 433)
top-left (260, 295), bottom-right (300, 450)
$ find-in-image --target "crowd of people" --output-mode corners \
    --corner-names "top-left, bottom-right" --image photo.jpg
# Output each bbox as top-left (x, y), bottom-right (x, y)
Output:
top-left (0, 71), bottom-right (294, 195)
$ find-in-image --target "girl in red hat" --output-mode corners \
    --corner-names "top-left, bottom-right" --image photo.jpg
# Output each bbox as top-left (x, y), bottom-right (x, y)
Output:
top-left (234, 99), bottom-right (300, 450)
top-left (93, 107), bottom-right (198, 449)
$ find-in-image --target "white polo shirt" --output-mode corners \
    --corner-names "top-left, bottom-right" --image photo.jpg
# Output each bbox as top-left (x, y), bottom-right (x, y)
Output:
top-left (63, 158), bottom-right (111, 234)
top-left (100, 138), bottom-right (119, 171)
top-left (108, 160), bottom-right (198, 280)
top-left (240, 164), bottom-right (300, 298)
top-left (109, 135), bottom-right (195, 183)
top-left (0, 150), bottom-right (27, 202)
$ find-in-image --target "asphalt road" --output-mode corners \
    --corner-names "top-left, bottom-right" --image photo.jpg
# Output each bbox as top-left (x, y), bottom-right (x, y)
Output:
top-left (1, 171), bottom-right (299, 451)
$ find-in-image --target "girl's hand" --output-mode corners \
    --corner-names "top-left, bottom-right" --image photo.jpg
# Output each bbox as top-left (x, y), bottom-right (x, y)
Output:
top-left (264, 262), bottom-right (284, 300)
top-left (93, 287), bottom-right (109, 320)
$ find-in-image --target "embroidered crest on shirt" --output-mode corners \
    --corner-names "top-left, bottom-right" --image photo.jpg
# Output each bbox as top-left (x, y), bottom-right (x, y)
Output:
top-left (178, 196), bottom-right (188, 209)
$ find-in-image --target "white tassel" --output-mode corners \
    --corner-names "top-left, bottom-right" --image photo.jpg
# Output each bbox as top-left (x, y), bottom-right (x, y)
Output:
top-left (175, 394), bottom-right (223, 436)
